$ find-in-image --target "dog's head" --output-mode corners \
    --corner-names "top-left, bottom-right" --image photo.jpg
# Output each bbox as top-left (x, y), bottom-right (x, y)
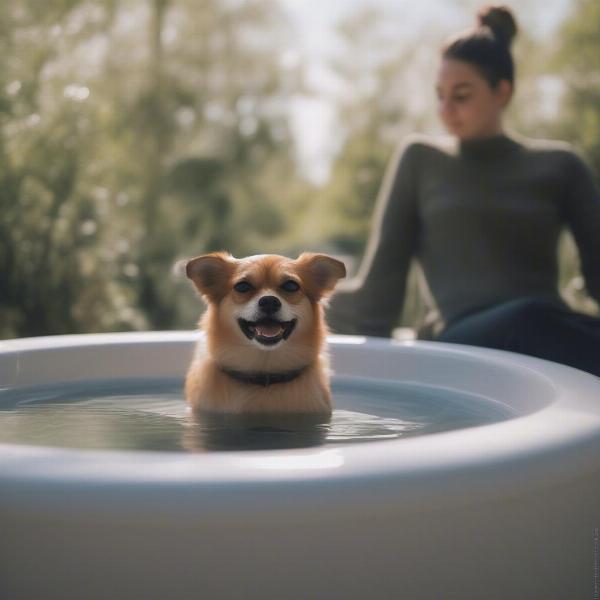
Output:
top-left (186, 252), bottom-right (346, 366)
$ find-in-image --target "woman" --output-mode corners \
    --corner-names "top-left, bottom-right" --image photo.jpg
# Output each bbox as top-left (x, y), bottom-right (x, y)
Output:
top-left (326, 5), bottom-right (600, 377)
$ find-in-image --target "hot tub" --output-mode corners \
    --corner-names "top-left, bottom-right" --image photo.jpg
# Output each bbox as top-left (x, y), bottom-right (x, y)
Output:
top-left (0, 332), bottom-right (599, 600)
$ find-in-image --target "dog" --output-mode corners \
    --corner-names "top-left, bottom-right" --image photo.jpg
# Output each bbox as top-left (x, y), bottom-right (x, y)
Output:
top-left (184, 251), bottom-right (346, 415)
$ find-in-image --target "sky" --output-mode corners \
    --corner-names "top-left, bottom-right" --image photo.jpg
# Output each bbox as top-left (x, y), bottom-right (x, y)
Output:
top-left (278, 0), bottom-right (572, 184)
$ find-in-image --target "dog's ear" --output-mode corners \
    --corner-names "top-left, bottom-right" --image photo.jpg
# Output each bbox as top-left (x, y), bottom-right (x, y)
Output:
top-left (296, 253), bottom-right (346, 300)
top-left (186, 252), bottom-right (235, 302)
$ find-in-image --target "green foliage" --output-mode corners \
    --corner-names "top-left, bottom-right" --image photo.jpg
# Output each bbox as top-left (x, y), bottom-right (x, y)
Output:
top-left (320, 135), bottom-right (392, 255)
top-left (551, 0), bottom-right (600, 175)
top-left (314, 7), bottom-right (420, 256)
top-left (0, 0), bottom-right (304, 337)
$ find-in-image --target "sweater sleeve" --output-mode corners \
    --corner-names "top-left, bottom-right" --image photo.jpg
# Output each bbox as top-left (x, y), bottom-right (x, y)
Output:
top-left (326, 138), bottom-right (420, 337)
top-left (561, 151), bottom-right (600, 305)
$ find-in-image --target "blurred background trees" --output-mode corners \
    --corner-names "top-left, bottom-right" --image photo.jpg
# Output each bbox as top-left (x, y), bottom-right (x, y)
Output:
top-left (1, 0), bottom-right (598, 338)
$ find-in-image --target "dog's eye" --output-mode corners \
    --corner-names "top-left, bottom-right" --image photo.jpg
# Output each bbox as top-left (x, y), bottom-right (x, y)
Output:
top-left (280, 280), bottom-right (300, 292)
top-left (233, 281), bottom-right (253, 293)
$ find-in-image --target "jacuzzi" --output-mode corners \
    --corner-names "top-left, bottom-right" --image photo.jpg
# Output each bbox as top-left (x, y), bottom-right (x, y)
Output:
top-left (0, 332), bottom-right (599, 600)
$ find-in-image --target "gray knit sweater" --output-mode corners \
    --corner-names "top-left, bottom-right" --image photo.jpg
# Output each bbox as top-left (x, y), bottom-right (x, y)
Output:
top-left (326, 131), bottom-right (600, 338)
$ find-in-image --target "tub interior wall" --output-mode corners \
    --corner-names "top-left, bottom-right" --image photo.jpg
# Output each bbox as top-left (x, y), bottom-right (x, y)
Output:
top-left (0, 336), bottom-right (554, 415)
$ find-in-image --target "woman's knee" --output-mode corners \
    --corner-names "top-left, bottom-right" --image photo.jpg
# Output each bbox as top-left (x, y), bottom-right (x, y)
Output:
top-left (437, 297), bottom-right (565, 348)
top-left (493, 297), bottom-right (565, 328)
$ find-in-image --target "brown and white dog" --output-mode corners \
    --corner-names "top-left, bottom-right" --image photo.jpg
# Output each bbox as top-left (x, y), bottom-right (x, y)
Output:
top-left (184, 252), bottom-right (346, 415)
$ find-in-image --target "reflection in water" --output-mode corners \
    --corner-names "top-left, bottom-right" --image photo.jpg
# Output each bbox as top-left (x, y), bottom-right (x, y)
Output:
top-left (182, 412), bottom-right (330, 452)
top-left (0, 377), bottom-right (514, 452)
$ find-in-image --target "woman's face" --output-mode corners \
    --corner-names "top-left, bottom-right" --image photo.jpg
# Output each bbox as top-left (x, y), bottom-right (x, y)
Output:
top-left (435, 58), bottom-right (512, 140)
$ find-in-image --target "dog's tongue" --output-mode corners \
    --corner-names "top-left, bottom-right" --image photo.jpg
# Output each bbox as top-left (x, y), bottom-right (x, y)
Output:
top-left (255, 321), bottom-right (283, 338)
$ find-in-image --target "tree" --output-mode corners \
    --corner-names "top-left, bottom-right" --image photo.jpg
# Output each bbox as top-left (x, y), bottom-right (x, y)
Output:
top-left (550, 0), bottom-right (600, 175)
top-left (0, 0), bottom-right (305, 337)
top-left (0, 0), bottom-right (137, 337)
top-left (314, 7), bottom-right (443, 328)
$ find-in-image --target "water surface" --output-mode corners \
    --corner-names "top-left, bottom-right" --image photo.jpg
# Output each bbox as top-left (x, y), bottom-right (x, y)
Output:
top-left (0, 377), bottom-right (514, 452)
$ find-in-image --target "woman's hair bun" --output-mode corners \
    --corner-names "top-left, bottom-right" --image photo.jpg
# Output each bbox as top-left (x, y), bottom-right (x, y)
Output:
top-left (477, 5), bottom-right (518, 47)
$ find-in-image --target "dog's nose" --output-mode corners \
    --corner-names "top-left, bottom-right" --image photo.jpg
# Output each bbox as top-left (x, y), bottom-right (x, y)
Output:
top-left (258, 295), bottom-right (281, 315)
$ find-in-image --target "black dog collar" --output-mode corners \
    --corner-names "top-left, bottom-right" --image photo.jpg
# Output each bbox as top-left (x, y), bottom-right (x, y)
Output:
top-left (219, 365), bottom-right (308, 387)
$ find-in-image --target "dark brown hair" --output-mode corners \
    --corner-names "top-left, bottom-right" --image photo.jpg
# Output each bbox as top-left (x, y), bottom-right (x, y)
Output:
top-left (442, 5), bottom-right (518, 88)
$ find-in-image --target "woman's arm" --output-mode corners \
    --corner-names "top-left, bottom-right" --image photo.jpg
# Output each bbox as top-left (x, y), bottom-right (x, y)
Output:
top-left (326, 138), bottom-right (420, 337)
top-left (562, 151), bottom-right (600, 306)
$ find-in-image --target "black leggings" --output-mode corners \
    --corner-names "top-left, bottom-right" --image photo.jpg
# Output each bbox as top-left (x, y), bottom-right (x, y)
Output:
top-left (436, 297), bottom-right (600, 377)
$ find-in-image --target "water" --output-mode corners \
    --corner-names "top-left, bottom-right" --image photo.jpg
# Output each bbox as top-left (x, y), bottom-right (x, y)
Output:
top-left (0, 377), bottom-right (514, 452)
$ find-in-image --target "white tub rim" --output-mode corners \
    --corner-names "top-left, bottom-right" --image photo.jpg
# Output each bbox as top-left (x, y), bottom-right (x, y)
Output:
top-left (1, 332), bottom-right (599, 518)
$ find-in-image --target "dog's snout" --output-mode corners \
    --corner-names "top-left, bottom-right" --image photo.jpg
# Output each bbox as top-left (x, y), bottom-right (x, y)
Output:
top-left (258, 295), bottom-right (281, 314)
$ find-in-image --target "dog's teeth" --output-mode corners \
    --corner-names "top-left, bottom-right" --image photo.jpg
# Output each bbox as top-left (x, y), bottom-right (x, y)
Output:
top-left (255, 323), bottom-right (283, 338)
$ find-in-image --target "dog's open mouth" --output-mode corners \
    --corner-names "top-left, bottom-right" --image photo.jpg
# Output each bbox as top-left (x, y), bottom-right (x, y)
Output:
top-left (238, 318), bottom-right (297, 346)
